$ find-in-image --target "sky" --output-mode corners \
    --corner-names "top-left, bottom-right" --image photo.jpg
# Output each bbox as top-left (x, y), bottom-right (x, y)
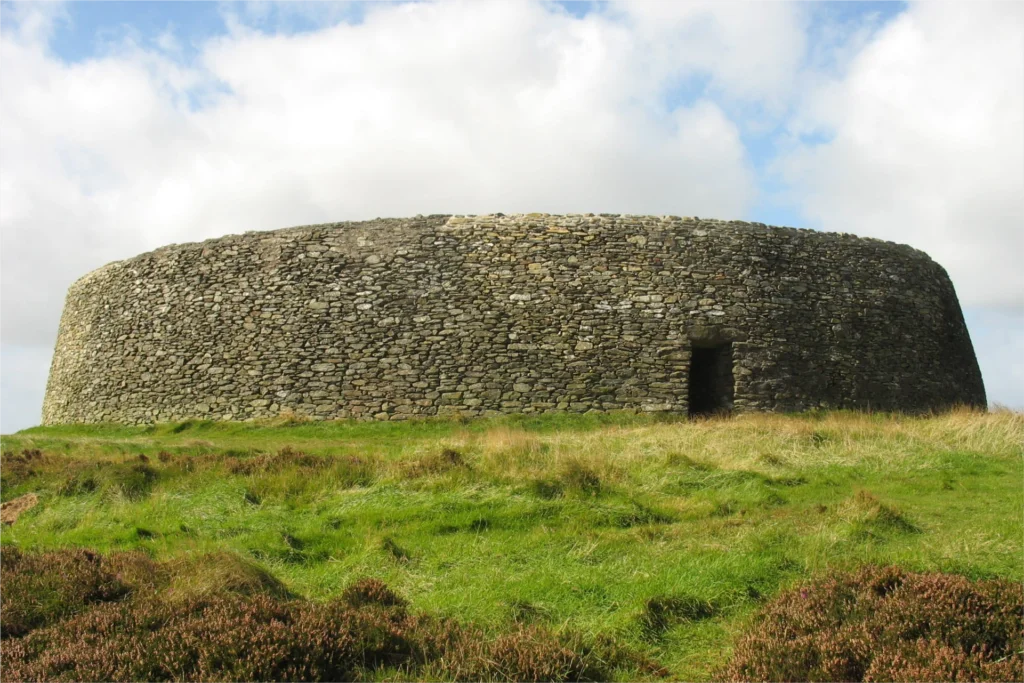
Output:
top-left (1, 0), bottom-right (1021, 433)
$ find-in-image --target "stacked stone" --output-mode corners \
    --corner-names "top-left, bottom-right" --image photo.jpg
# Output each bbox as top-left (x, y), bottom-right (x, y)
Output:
top-left (41, 213), bottom-right (985, 425)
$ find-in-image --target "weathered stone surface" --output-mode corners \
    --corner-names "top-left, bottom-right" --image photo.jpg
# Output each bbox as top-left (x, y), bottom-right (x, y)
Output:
top-left (41, 214), bottom-right (985, 425)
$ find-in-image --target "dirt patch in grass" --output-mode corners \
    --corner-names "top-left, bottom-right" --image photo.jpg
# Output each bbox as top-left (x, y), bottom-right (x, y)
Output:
top-left (1, 493), bottom-right (39, 526)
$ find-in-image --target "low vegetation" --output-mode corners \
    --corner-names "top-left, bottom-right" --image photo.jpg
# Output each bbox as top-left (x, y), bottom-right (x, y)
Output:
top-left (2, 549), bottom-right (656, 682)
top-left (1, 409), bottom-right (1021, 680)
top-left (725, 564), bottom-right (1022, 681)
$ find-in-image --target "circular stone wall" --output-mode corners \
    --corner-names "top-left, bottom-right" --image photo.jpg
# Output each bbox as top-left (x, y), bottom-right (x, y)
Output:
top-left (42, 214), bottom-right (986, 424)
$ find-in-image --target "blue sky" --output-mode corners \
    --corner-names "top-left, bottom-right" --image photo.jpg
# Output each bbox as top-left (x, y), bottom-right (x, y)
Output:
top-left (47, 1), bottom-right (222, 61)
top-left (1, 1), bottom-right (1021, 432)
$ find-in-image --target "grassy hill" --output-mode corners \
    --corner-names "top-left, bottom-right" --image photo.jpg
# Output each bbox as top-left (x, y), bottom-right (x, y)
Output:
top-left (1, 410), bottom-right (1021, 680)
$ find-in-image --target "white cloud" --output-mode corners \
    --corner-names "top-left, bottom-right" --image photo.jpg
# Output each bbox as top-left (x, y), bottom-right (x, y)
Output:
top-left (0, 28), bottom-right (196, 348)
top-left (2, 0), bottom-right (1021, 430)
top-left (779, 1), bottom-right (1024, 311)
top-left (610, 0), bottom-right (808, 111)
top-left (0, 0), bottom-right (69, 45)
top-left (1, 0), bottom-right (765, 355)
top-left (1, 0), bottom-right (774, 429)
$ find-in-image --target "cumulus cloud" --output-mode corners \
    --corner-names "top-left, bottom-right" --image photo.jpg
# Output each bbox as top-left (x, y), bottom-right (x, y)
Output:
top-left (1, 0), bottom-right (770, 355)
top-left (779, 1), bottom-right (1024, 311)
top-left (610, 0), bottom-right (808, 111)
top-left (1, 0), bottom-right (1021, 431)
top-left (0, 0), bottom-right (68, 44)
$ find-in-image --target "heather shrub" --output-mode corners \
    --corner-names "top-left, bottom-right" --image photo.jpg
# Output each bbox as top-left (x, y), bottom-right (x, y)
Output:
top-left (449, 625), bottom-right (610, 682)
top-left (0, 449), bottom-right (48, 494)
top-left (226, 446), bottom-right (331, 475)
top-left (0, 549), bottom-right (636, 681)
top-left (2, 594), bottom-right (404, 682)
top-left (0, 547), bottom-right (134, 638)
top-left (724, 565), bottom-right (1024, 682)
top-left (1, 578), bottom-right (629, 682)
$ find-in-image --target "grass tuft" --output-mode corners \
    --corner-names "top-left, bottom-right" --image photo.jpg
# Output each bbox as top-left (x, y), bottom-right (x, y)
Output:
top-left (166, 551), bottom-right (291, 601)
top-left (843, 489), bottom-right (921, 539)
top-left (380, 536), bottom-right (411, 564)
top-left (561, 459), bottom-right (602, 496)
top-left (638, 594), bottom-right (718, 638)
top-left (341, 578), bottom-right (407, 608)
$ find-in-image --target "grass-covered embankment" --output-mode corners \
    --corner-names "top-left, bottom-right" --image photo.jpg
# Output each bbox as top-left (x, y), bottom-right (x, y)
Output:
top-left (2, 410), bottom-right (1022, 679)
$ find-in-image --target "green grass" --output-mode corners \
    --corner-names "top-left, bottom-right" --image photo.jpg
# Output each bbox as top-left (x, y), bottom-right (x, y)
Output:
top-left (2, 409), bottom-right (1022, 680)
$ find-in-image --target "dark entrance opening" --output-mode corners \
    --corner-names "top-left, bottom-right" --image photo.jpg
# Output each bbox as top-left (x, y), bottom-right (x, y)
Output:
top-left (688, 343), bottom-right (734, 417)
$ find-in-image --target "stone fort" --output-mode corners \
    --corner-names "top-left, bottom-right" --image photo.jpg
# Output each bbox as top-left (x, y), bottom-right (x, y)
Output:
top-left (42, 214), bottom-right (986, 425)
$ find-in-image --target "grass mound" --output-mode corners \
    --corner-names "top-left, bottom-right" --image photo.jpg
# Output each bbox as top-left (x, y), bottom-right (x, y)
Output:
top-left (723, 565), bottom-right (1024, 682)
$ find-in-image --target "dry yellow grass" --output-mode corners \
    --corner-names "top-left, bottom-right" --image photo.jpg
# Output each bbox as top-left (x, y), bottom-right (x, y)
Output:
top-left (426, 409), bottom-right (1023, 485)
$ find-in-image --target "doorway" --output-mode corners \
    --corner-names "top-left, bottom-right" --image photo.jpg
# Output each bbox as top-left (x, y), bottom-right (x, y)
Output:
top-left (688, 343), bottom-right (734, 417)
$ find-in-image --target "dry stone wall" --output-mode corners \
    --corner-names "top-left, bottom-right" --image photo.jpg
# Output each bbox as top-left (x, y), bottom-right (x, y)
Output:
top-left (42, 214), bottom-right (986, 424)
